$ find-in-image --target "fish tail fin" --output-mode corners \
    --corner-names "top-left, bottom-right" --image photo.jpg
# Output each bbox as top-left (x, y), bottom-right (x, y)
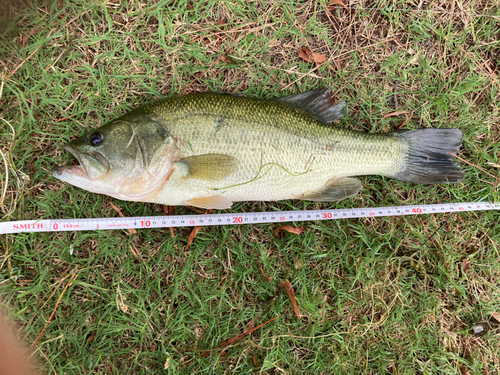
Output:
top-left (392, 128), bottom-right (464, 184)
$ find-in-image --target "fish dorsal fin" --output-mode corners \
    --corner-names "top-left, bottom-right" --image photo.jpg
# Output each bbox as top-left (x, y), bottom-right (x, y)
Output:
top-left (185, 195), bottom-right (233, 209)
top-left (300, 177), bottom-right (361, 202)
top-left (278, 88), bottom-right (347, 124)
top-left (175, 154), bottom-right (237, 181)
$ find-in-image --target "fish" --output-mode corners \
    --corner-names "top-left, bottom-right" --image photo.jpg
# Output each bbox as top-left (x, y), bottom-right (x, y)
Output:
top-left (52, 88), bottom-right (464, 209)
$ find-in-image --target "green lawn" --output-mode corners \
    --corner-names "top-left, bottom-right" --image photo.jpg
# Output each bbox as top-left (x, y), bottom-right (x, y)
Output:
top-left (1, 0), bottom-right (499, 373)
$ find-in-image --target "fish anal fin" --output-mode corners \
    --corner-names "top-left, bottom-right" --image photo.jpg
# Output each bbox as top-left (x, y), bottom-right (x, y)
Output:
top-left (176, 153), bottom-right (237, 181)
top-left (300, 177), bottom-right (361, 202)
top-left (185, 195), bottom-right (233, 210)
top-left (278, 88), bottom-right (347, 124)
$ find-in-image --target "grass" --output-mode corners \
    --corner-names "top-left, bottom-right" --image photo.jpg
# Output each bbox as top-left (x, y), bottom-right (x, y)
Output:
top-left (1, 0), bottom-right (499, 373)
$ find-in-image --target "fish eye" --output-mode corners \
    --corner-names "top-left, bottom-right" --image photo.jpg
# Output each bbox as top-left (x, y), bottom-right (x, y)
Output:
top-left (89, 133), bottom-right (104, 146)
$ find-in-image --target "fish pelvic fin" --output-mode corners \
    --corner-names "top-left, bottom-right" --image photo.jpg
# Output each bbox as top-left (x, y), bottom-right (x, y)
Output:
top-left (392, 128), bottom-right (464, 184)
top-left (185, 195), bottom-right (233, 209)
top-left (278, 88), bottom-right (347, 124)
top-left (300, 177), bottom-right (361, 202)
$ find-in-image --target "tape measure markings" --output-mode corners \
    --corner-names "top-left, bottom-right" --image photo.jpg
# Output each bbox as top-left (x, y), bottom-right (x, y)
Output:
top-left (1, 201), bottom-right (498, 235)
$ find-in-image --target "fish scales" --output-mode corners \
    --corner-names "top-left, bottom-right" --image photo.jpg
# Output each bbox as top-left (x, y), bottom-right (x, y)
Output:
top-left (141, 93), bottom-right (401, 203)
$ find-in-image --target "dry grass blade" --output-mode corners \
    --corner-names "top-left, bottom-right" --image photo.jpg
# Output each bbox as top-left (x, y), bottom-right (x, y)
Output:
top-left (451, 153), bottom-right (498, 182)
top-left (199, 314), bottom-right (281, 358)
top-left (109, 202), bottom-right (137, 235)
top-left (129, 244), bottom-right (144, 262)
top-left (7, 28), bottom-right (56, 80)
top-left (279, 279), bottom-right (300, 319)
top-left (31, 272), bottom-right (77, 351)
top-left (0, 149), bottom-right (8, 212)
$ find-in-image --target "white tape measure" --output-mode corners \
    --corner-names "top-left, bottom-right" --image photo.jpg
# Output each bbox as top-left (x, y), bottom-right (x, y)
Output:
top-left (0, 201), bottom-right (498, 235)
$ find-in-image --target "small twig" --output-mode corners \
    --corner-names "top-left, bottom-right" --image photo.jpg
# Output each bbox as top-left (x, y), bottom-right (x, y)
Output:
top-left (382, 110), bottom-right (410, 119)
top-left (260, 266), bottom-right (272, 282)
top-left (31, 272), bottom-right (77, 350)
top-left (198, 314), bottom-right (281, 357)
top-left (8, 28), bottom-right (56, 80)
top-left (109, 202), bottom-right (137, 235)
top-left (395, 114), bottom-right (409, 130)
top-left (451, 153), bottom-right (498, 182)
top-left (163, 205), bottom-right (175, 238)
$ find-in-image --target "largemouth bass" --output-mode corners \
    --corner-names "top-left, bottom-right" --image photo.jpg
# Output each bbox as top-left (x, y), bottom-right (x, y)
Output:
top-left (52, 89), bottom-right (463, 209)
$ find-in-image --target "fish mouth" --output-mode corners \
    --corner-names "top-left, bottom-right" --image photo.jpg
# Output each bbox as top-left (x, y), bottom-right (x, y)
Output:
top-left (52, 144), bottom-right (109, 180)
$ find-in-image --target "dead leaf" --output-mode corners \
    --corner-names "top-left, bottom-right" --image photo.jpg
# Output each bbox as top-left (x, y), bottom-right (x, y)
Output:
top-left (460, 365), bottom-right (471, 375)
top-left (462, 258), bottom-right (470, 273)
top-left (327, 0), bottom-right (348, 10)
top-left (220, 54), bottom-right (233, 64)
top-left (185, 226), bottom-right (201, 251)
top-left (185, 209), bottom-right (213, 250)
top-left (85, 333), bottom-right (96, 343)
top-left (274, 225), bottom-right (304, 238)
top-left (216, 17), bottom-right (227, 27)
top-left (280, 279), bottom-right (300, 319)
top-left (298, 47), bottom-right (327, 65)
top-left (382, 110), bottom-right (410, 119)
top-left (20, 27), bottom-right (40, 47)
top-left (260, 266), bottom-right (272, 282)
top-left (489, 311), bottom-right (500, 323)
top-left (109, 202), bottom-right (137, 235)
top-left (294, 258), bottom-right (303, 269)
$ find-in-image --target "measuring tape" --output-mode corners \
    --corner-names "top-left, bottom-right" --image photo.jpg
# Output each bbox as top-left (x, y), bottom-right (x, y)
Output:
top-left (1, 201), bottom-right (498, 235)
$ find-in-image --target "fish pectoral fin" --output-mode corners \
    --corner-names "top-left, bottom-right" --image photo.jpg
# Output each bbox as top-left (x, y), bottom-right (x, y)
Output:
top-left (278, 88), bottom-right (347, 124)
top-left (300, 177), bottom-right (361, 202)
top-left (185, 195), bottom-right (233, 210)
top-left (175, 154), bottom-right (237, 181)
